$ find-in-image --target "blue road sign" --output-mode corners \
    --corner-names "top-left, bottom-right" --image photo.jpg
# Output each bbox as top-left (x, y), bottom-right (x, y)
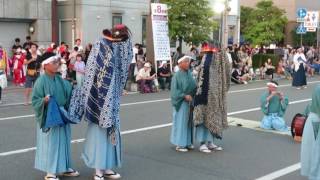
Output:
top-left (296, 23), bottom-right (307, 34)
top-left (297, 8), bottom-right (307, 18)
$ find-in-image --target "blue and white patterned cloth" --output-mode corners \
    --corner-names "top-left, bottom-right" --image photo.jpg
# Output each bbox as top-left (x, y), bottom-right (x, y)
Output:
top-left (81, 38), bottom-right (132, 134)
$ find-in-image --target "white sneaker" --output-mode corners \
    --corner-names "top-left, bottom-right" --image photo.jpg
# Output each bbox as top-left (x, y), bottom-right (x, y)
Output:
top-left (44, 175), bottom-right (59, 180)
top-left (207, 143), bottom-right (223, 151)
top-left (199, 144), bottom-right (211, 153)
top-left (94, 174), bottom-right (104, 180)
top-left (175, 146), bottom-right (188, 152)
top-left (187, 145), bottom-right (194, 150)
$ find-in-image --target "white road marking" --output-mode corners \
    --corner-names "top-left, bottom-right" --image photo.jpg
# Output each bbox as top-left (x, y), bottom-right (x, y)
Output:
top-left (0, 97), bottom-right (311, 156)
top-left (0, 81), bottom-right (315, 178)
top-left (255, 163), bottom-right (301, 180)
top-left (0, 97), bottom-right (312, 122)
top-left (0, 110), bottom-right (306, 180)
top-left (121, 98), bottom-right (170, 106)
top-left (0, 123), bottom-right (173, 157)
top-left (0, 114), bottom-right (35, 121)
top-left (228, 80), bottom-right (320, 94)
top-left (1, 80), bottom-right (318, 109)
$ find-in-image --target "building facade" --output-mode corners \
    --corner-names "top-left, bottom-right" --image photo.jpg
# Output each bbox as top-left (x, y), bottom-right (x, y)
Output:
top-left (58, 0), bottom-right (149, 47)
top-left (0, 0), bottom-right (52, 55)
top-left (240, 0), bottom-right (320, 45)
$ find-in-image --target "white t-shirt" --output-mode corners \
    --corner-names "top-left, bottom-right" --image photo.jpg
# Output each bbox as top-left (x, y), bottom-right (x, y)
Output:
top-left (131, 47), bottom-right (138, 63)
top-left (75, 45), bottom-right (83, 52)
top-left (136, 68), bottom-right (150, 81)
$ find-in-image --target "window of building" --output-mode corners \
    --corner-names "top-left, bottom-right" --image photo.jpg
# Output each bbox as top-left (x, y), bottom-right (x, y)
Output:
top-left (112, 14), bottom-right (122, 27)
top-left (142, 15), bottom-right (147, 46)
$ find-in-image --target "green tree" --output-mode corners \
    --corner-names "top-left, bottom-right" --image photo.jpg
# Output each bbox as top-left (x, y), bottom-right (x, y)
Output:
top-left (162, 0), bottom-right (217, 48)
top-left (240, 6), bottom-right (254, 34)
top-left (291, 30), bottom-right (317, 47)
top-left (241, 0), bottom-right (288, 45)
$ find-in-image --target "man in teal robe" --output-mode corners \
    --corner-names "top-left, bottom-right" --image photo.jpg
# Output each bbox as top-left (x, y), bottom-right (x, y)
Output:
top-left (260, 81), bottom-right (289, 131)
top-left (32, 56), bottom-right (79, 180)
top-left (301, 85), bottom-right (320, 179)
top-left (170, 56), bottom-right (196, 152)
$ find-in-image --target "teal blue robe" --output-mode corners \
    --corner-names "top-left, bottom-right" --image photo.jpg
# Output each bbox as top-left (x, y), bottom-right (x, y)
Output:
top-left (260, 91), bottom-right (289, 131)
top-left (170, 70), bottom-right (196, 147)
top-left (31, 74), bottom-right (73, 174)
top-left (301, 85), bottom-right (320, 179)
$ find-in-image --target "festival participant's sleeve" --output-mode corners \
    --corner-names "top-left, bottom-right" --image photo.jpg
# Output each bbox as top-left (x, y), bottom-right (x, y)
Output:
top-left (31, 77), bottom-right (46, 128)
top-left (171, 74), bottom-right (185, 111)
top-left (279, 96), bottom-right (289, 117)
top-left (260, 93), bottom-right (269, 115)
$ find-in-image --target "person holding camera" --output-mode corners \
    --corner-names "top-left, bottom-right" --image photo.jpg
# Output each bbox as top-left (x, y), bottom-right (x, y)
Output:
top-left (260, 81), bottom-right (289, 131)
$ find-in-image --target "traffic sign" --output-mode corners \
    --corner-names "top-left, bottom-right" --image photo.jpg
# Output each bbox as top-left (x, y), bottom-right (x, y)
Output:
top-left (307, 27), bottom-right (316, 32)
top-left (304, 11), bottom-right (319, 28)
top-left (297, 8), bottom-right (307, 18)
top-left (296, 23), bottom-right (307, 34)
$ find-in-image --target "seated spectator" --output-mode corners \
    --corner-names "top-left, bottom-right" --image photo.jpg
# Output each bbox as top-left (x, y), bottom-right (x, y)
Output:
top-left (259, 64), bottom-right (266, 79)
top-left (265, 58), bottom-right (275, 80)
top-left (276, 59), bottom-right (292, 79)
top-left (231, 64), bottom-right (250, 84)
top-left (308, 58), bottom-right (320, 77)
top-left (158, 61), bottom-right (171, 90)
top-left (136, 62), bottom-right (156, 93)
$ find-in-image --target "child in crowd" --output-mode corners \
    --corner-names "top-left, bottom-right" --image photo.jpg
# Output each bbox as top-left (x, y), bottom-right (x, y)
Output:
top-left (73, 54), bottom-right (85, 87)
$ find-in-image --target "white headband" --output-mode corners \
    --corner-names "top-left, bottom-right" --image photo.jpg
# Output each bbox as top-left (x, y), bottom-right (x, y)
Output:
top-left (267, 82), bottom-right (278, 88)
top-left (177, 55), bottom-right (191, 64)
top-left (42, 56), bottom-right (59, 66)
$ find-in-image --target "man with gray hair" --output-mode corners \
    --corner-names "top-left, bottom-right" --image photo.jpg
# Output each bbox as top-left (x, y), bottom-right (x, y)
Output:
top-left (170, 56), bottom-right (196, 152)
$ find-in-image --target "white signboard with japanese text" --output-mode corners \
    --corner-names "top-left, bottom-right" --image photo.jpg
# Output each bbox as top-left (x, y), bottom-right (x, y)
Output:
top-left (304, 11), bottom-right (319, 28)
top-left (151, 3), bottom-right (171, 61)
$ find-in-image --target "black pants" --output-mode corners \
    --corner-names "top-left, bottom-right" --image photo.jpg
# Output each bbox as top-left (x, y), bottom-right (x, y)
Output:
top-left (0, 86), bottom-right (2, 100)
top-left (266, 68), bottom-right (274, 79)
top-left (158, 77), bottom-right (171, 90)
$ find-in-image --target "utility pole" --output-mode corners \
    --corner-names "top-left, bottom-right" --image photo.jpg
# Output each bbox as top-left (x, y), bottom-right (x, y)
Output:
top-left (51, 0), bottom-right (58, 44)
top-left (222, 0), bottom-right (230, 49)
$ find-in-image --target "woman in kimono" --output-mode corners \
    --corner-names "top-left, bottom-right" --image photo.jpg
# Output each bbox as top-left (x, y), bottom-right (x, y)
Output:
top-left (170, 56), bottom-right (197, 152)
top-left (31, 55), bottom-right (79, 180)
top-left (81, 25), bottom-right (133, 180)
top-left (260, 81), bottom-right (289, 131)
top-left (301, 85), bottom-right (320, 180)
top-left (12, 48), bottom-right (26, 86)
top-left (292, 48), bottom-right (307, 89)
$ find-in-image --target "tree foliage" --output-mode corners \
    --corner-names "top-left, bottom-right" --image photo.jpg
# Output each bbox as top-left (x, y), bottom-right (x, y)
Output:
top-left (240, 0), bottom-right (288, 45)
top-left (161, 0), bottom-right (217, 46)
top-left (291, 30), bottom-right (317, 47)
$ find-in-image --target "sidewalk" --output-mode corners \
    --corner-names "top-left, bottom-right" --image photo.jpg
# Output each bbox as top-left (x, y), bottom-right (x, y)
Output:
top-left (1, 81), bottom-right (26, 106)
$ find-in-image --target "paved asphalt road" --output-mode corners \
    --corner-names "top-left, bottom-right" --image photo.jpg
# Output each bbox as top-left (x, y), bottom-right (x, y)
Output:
top-left (0, 77), bottom-right (319, 180)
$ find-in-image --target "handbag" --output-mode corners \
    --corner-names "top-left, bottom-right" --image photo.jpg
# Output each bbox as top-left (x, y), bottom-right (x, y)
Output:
top-left (43, 96), bottom-right (66, 131)
top-left (27, 69), bottom-right (37, 77)
top-left (0, 59), bottom-right (5, 70)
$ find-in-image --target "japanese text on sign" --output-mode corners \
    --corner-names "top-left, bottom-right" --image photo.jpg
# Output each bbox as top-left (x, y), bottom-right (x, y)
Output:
top-left (151, 3), bottom-right (171, 61)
